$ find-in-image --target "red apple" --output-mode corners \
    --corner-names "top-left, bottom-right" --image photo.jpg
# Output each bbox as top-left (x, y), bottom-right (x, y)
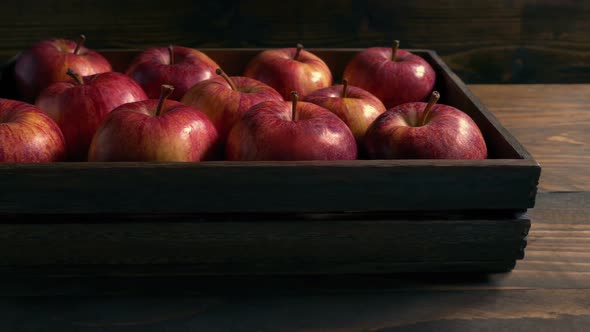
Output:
top-left (365, 91), bottom-right (487, 159)
top-left (343, 41), bottom-right (436, 108)
top-left (0, 99), bottom-right (65, 162)
top-left (88, 85), bottom-right (219, 162)
top-left (126, 45), bottom-right (219, 101)
top-left (14, 35), bottom-right (112, 102)
top-left (303, 79), bottom-right (386, 143)
top-left (181, 68), bottom-right (283, 141)
top-left (36, 70), bottom-right (147, 160)
top-left (226, 91), bottom-right (357, 161)
top-left (244, 44), bottom-right (332, 100)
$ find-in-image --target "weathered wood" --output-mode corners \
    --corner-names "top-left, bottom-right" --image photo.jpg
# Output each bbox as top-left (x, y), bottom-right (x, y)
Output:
top-left (0, 0), bottom-right (589, 83)
top-left (0, 191), bottom-right (587, 332)
top-left (0, 215), bottom-right (528, 274)
top-left (530, 191), bottom-right (589, 224)
top-left (470, 84), bottom-right (590, 192)
top-left (0, 160), bottom-right (539, 214)
top-left (0, 192), bottom-right (590, 295)
top-left (0, 191), bottom-right (586, 294)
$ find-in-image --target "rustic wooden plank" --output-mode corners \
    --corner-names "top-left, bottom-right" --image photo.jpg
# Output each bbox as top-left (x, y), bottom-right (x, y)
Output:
top-left (0, 160), bottom-right (538, 214)
top-left (0, 216), bottom-right (528, 273)
top-left (1, 0), bottom-right (589, 83)
top-left (0, 192), bottom-right (590, 296)
top-left (470, 84), bottom-right (590, 192)
top-left (0, 192), bottom-right (585, 332)
top-left (530, 191), bottom-right (589, 224)
top-left (0, 191), bottom-right (583, 294)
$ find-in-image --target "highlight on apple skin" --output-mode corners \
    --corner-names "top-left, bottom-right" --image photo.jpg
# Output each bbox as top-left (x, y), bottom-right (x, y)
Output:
top-left (244, 44), bottom-right (333, 101)
top-left (88, 85), bottom-right (219, 162)
top-left (365, 91), bottom-right (487, 160)
top-left (14, 35), bottom-right (112, 102)
top-left (36, 70), bottom-right (148, 160)
top-left (0, 98), bottom-right (66, 162)
top-left (343, 41), bottom-right (435, 108)
top-left (126, 45), bottom-right (220, 101)
top-left (181, 68), bottom-right (284, 143)
top-left (226, 91), bottom-right (357, 161)
top-left (303, 79), bottom-right (386, 144)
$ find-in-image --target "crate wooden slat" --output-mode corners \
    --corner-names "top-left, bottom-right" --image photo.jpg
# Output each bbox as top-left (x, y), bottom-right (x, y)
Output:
top-left (0, 213), bottom-right (529, 275)
top-left (0, 159), bottom-right (538, 214)
top-left (0, 49), bottom-right (540, 275)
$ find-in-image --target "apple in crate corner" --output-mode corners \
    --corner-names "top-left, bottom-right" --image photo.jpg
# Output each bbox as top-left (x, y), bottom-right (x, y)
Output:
top-left (343, 41), bottom-right (435, 108)
top-left (0, 99), bottom-right (66, 162)
top-left (365, 91), bottom-right (487, 159)
top-left (303, 79), bottom-right (386, 144)
top-left (226, 91), bottom-right (357, 161)
top-left (89, 85), bottom-right (219, 162)
top-left (14, 35), bottom-right (112, 102)
top-left (126, 45), bottom-right (219, 101)
top-left (36, 70), bottom-right (148, 160)
top-left (181, 68), bottom-right (283, 142)
top-left (244, 44), bottom-right (332, 100)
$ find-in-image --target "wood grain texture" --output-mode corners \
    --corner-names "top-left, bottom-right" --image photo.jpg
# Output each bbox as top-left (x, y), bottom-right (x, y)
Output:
top-left (0, 161), bottom-right (539, 214)
top-left (0, 215), bottom-right (528, 273)
top-left (0, 192), bottom-right (585, 295)
top-left (0, 191), bottom-right (587, 331)
top-left (1, 0), bottom-right (589, 83)
top-left (0, 191), bottom-right (587, 330)
top-left (470, 84), bottom-right (590, 192)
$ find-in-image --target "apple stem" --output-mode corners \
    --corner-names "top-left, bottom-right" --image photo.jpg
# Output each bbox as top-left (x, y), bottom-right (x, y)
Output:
top-left (74, 34), bottom-right (86, 55)
top-left (420, 91), bottom-right (440, 126)
top-left (341, 79), bottom-right (349, 98)
top-left (66, 69), bottom-right (84, 85)
top-left (156, 85), bottom-right (175, 116)
top-left (291, 91), bottom-right (299, 122)
top-left (391, 40), bottom-right (400, 62)
top-left (294, 43), bottom-right (304, 61)
top-left (168, 45), bottom-right (174, 65)
top-left (216, 68), bottom-right (238, 91)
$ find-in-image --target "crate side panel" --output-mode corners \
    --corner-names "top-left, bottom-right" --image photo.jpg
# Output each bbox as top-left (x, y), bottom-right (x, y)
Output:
top-left (0, 162), bottom-right (539, 214)
top-left (0, 217), bottom-right (529, 274)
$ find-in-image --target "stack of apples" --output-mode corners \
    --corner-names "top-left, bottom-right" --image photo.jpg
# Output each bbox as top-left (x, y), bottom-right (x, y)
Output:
top-left (0, 36), bottom-right (487, 162)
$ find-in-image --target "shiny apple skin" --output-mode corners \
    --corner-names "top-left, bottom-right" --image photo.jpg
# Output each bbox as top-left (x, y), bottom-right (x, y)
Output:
top-left (226, 100), bottom-right (357, 161)
top-left (88, 100), bottom-right (219, 162)
top-left (303, 84), bottom-right (386, 143)
top-left (365, 102), bottom-right (487, 159)
top-left (0, 99), bottom-right (66, 162)
top-left (126, 46), bottom-right (219, 101)
top-left (343, 47), bottom-right (435, 108)
top-left (14, 38), bottom-right (112, 102)
top-left (36, 72), bottom-right (148, 160)
top-left (243, 48), bottom-right (332, 100)
top-left (181, 76), bottom-right (283, 141)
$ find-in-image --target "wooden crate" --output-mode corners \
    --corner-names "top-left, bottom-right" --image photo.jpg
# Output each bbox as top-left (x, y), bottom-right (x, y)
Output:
top-left (0, 49), bottom-right (540, 275)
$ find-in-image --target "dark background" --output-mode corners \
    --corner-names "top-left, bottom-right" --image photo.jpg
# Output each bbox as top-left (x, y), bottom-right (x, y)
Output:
top-left (1, 0), bottom-right (589, 83)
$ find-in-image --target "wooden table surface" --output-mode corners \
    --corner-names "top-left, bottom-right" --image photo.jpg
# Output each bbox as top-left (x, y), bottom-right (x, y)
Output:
top-left (2, 84), bottom-right (589, 331)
